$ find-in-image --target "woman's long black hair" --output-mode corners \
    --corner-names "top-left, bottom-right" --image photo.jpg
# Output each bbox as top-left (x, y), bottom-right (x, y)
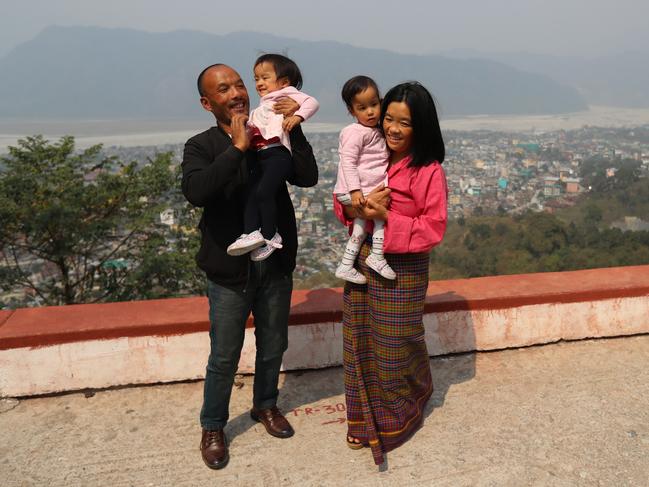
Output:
top-left (380, 82), bottom-right (445, 167)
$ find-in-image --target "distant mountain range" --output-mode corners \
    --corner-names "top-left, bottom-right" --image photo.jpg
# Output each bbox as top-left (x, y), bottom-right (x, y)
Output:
top-left (441, 48), bottom-right (649, 109)
top-left (0, 26), bottom-right (591, 121)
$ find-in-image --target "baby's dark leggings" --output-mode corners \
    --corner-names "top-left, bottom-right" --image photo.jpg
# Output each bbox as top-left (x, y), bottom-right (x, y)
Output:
top-left (244, 145), bottom-right (293, 239)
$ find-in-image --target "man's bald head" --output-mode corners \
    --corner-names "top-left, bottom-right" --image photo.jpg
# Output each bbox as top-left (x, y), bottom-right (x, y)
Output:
top-left (197, 63), bottom-right (225, 97)
top-left (197, 64), bottom-right (250, 127)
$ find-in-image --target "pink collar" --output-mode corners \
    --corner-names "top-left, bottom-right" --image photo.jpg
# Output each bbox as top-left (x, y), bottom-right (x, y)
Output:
top-left (387, 154), bottom-right (413, 176)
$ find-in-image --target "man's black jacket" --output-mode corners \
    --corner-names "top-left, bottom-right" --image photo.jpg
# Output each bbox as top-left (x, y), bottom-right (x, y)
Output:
top-left (181, 124), bottom-right (318, 287)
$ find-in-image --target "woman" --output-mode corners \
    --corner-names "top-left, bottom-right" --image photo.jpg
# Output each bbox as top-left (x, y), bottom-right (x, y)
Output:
top-left (334, 81), bottom-right (447, 465)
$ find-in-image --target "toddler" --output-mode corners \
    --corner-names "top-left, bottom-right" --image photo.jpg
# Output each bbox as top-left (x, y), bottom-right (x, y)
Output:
top-left (227, 53), bottom-right (319, 261)
top-left (333, 76), bottom-right (396, 283)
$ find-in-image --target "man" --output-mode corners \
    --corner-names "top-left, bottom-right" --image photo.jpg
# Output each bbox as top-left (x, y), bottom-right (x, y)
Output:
top-left (181, 64), bottom-right (318, 470)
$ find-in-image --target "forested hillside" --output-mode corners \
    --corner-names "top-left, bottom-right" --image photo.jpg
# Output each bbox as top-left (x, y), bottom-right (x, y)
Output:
top-left (429, 163), bottom-right (649, 280)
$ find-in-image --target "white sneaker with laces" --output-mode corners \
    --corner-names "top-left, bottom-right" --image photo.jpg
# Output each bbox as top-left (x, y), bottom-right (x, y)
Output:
top-left (250, 233), bottom-right (283, 261)
top-left (365, 253), bottom-right (397, 280)
top-left (226, 230), bottom-right (265, 256)
top-left (265, 232), bottom-right (283, 249)
top-left (335, 264), bottom-right (367, 284)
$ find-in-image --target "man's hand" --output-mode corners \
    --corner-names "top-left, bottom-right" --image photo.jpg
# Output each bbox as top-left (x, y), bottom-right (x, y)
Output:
top-left (350, 190), bottom-right (365, 209)
top-left (231, 114), bottom-right (250, 152)
top-left (273, 97), bottom-right (300, 117)
top-left (282, 115), bottom-right (303, 132)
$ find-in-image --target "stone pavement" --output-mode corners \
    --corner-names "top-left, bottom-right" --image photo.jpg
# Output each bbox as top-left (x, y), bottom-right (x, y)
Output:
top-left (2, 335), bottom-right (649, 486)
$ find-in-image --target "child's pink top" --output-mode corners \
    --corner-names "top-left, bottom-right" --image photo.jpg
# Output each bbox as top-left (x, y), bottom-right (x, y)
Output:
top-left (333, 123), bottom-right (389, 196)
top-left (334, 154), bottom-right (448, 254)
top-left (248, 86), bottom-right (319, 153)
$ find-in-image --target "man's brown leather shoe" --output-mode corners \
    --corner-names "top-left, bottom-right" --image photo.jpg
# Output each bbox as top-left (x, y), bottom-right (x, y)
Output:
top-left (200, 429), bottom-right (229, 470)
top-left (250, 406), bottom-right (295, 438)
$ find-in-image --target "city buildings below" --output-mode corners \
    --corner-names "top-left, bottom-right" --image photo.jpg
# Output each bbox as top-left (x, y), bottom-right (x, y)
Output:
top-left (2, 125), bottom-right (648, 304)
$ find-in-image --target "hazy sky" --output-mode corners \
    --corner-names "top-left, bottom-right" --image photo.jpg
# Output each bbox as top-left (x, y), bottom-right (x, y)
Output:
top-left (1, 0), bottom-right (648, 59)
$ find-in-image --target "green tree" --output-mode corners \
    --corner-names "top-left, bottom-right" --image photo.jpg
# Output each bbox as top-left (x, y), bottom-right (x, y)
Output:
top-left (613, 159), bottom-right (641, 189)
top-left (520, 213), bottom-right (567, 257)
top-left (584, 204), bottom-right (603, 225)
top-left (0, 135), bottom-right (202, 307)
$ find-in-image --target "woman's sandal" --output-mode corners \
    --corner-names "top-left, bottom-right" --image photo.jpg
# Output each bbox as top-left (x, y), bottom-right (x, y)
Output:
top-left (346, 435), bottom-right (364, 450)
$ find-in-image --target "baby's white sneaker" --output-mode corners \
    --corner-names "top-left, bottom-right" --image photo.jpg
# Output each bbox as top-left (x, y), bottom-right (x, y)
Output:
top-left (365, 253), bottom-right (396, 280)
top-left (250, 233), bottom-right (283, 261)
top-left (226, 230), bottom-right (265, 256)
top-left (335, 264), bottom-right (367, 284)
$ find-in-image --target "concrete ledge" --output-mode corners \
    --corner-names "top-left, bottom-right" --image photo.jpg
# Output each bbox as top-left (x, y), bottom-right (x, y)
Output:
top-left (424, 264), bottom-right (649, 311)
top-left (1, 265), bottom-right (648, 396)
top-left (0, 297), bottom-right (210, 350)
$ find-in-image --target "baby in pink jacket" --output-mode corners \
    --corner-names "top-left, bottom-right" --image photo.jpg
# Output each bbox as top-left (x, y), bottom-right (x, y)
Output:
top-left (333, 76), bottom-right (395, 283)
top-left (227, 54), bottom-right (319, 261)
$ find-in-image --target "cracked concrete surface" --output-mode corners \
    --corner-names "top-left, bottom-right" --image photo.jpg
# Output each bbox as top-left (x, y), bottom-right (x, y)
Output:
top-left (2, 335), bottom-right (649, 486)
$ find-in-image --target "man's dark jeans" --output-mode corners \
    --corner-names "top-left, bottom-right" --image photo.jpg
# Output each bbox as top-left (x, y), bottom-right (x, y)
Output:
top-left (200, 256), bottom-right (293, 430)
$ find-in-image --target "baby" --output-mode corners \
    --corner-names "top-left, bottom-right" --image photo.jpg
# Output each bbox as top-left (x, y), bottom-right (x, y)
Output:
top-left (227, 53), bottom-right (319, 261)
top-left (333, 75), bottom-right (396, 283)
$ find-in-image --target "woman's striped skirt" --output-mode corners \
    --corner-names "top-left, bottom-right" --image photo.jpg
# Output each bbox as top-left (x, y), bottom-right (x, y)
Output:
top-left (343, 241), bottom-right (433, 465)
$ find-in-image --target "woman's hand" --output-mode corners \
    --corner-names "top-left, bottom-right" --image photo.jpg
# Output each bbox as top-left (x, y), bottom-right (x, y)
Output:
top-left (343, 184), bottom-right (391, 220)
top-left (365, 184), bottom-right (390, 208)
top-left (361, 184), bottom-right (390, 220)
top-left (273, 97), bottom-right (300, 117)
top-left (363, 198), bottom-right (389, 221)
